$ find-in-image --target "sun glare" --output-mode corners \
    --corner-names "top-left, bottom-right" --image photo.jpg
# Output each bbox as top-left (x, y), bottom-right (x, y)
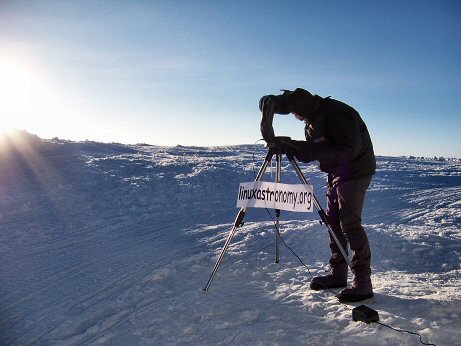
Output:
top-left (0, 58), bottom-right (32, 133)
top-left (0, 56), bottom-right (78, 139)
top-left (0, 63), bottom-right (31, 107)
top-left (0, 52), bottom-right (103, 142)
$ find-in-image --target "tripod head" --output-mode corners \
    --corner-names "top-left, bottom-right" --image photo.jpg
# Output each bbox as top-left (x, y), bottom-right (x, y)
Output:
top-left (266, 136), bottom-right (292, 149)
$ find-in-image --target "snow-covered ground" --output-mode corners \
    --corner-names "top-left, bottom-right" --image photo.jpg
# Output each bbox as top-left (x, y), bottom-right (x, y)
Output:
top-left (1, 131), bottom-right (460, 345)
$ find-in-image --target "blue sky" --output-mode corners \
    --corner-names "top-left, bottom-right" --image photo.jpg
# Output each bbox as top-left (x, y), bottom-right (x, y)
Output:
top-left (0, 1), bottom-right (460, 157)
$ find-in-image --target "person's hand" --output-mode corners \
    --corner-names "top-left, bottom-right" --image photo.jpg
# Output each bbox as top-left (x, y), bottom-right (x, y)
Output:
top-left (295, 146), bottom-right (315, 163)
top-left (276, 137), bottom-right (316, 163)
top-left (275, 137), bottom-right (300, 156)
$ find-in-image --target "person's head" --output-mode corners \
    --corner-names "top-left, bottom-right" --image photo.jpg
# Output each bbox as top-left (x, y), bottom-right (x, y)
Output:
top-left (277, 88), bottom-right (314, 122)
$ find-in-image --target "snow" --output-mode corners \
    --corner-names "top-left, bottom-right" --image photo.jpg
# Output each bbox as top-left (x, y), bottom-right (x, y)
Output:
top-left (1, 130), bottom-right (460, 345)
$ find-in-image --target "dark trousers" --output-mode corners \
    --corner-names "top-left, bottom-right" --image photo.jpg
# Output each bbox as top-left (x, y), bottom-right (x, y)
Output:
top-left (326, 175), bottom-right (372, 279)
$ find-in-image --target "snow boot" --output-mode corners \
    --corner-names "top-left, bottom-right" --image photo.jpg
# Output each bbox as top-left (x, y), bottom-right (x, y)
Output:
top-left (310, 263), bottom-right (348, 290)
top-left (337, 229), bottom-right (373, 302)
top-left (311, 223), bottom-right (349, 291)
top-left (337, 276), bottom-right (373, 302)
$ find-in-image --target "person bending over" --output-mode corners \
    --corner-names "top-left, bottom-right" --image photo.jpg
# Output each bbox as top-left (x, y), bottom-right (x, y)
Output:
top-left (259, 88), bottom-right (376, 303)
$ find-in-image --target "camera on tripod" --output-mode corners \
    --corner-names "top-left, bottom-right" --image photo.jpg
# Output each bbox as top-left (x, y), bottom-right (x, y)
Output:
top-left (259, 94), bottom-right (277, 145)
top-left (259, 93), bottom-right (298, 153)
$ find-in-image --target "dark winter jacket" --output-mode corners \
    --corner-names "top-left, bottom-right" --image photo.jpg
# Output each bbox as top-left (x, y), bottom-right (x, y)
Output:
top-left (301, 96), bottom-right (376, 183)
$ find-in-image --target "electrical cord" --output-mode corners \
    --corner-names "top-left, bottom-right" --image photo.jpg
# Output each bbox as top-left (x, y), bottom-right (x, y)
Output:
top-left (272, 215), bottom-right (437, 346)
top-left (375, 321), bottom-right (437, 346)
top-left (252, 139), bottom-right (265, 180)
top-left (265, 209), bottom-right (339, 297)
top-left (273, 221), bottom-right (437, 346)
top-left (251, 142), bottom-right (437, 346)
top-left (250, 142), bottom-right (344, 296)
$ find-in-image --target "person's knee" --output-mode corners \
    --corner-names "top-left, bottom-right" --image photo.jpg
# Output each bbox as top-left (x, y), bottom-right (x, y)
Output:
top-left (339, 214), bottom-right (362, 234)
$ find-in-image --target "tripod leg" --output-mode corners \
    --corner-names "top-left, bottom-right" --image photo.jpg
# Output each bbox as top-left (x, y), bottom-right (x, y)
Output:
top-left (275, 153), bottom-right (282, 263)
top-left (203, 208), bottom-right (246, 291)
top-left (203, 149), bottom-right (275, 291)
top-left (275, 208), bottom-right (280, 263)
top-left (287, 155), bottom-right (352, 269)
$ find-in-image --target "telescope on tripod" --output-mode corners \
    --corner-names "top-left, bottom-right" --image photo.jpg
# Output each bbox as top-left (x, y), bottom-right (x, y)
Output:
top-left (203, 93), bottom-right (351, 291)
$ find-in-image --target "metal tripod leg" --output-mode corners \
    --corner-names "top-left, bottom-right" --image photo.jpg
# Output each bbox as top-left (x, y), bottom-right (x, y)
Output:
top-left (203, 149), bottom-right (276, 291)
top-left (287, 154), bottom-right (352, 269)
top-left (275, 152), bottom-right (282, 263)
top-left (203, 148), bottom-right (352, 292)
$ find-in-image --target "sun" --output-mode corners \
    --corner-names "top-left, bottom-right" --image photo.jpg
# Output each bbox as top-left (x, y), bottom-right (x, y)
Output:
top-left (0, 58), bottom-right (32, 133)
top-left (0, 54), bottom-right (102, 143)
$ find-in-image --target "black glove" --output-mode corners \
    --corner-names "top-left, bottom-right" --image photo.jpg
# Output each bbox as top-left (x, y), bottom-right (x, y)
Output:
top-left (295, 142), bottom-right (316, 163)
top-left (275, 137), bottom-right (300, 156)
top-left (276, 137), bottom-right (316, 163)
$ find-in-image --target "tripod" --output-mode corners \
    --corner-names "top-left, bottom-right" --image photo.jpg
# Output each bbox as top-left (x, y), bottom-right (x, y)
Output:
top-left (203, 140), bottom-right (351, 291)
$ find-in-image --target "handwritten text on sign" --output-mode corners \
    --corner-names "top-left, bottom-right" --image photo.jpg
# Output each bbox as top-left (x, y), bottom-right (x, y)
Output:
top-left (236, 181), bottom-right (314, 212)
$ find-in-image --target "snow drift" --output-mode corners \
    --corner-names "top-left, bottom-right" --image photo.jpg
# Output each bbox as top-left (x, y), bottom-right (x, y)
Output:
top-left (1, 130), bottom-right (460, 345)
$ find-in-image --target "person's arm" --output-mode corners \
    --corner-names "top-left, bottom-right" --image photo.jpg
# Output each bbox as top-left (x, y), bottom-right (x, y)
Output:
top-left (313, 113), bottom-right (362, 165)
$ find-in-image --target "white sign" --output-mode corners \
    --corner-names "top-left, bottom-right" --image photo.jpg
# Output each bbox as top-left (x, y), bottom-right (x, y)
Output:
top-left (236, 181), bottom-right (314, 212)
